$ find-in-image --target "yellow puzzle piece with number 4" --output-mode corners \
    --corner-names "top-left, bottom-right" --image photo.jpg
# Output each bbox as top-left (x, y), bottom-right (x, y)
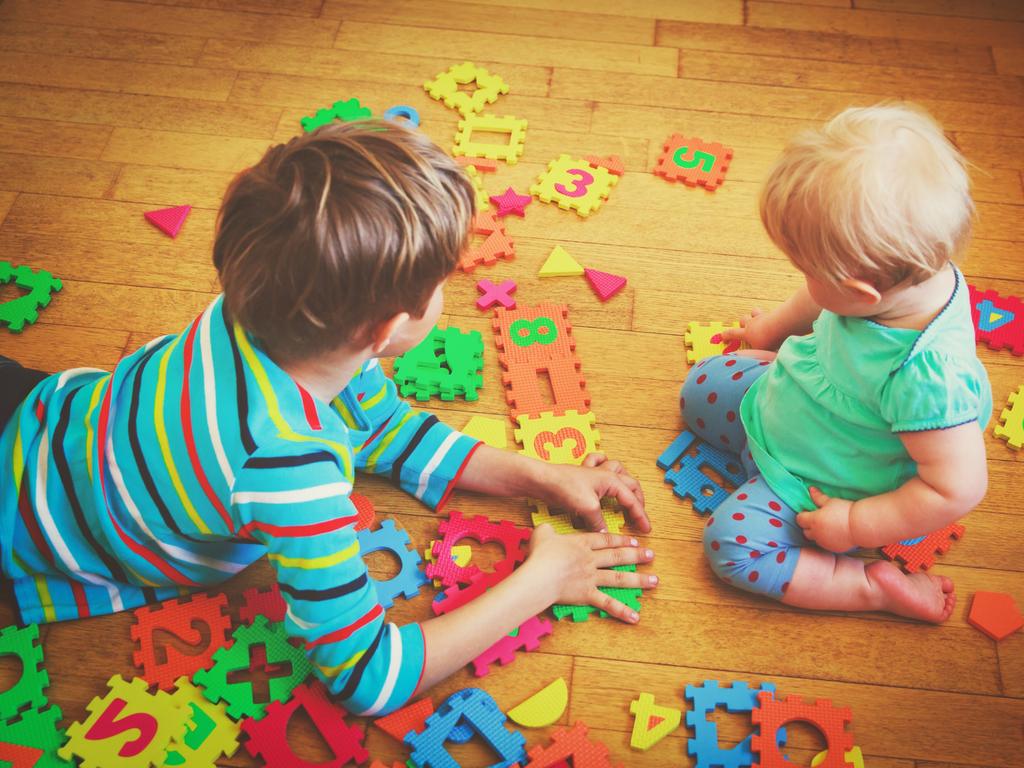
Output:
top-left (529, 498), bottom-right (624, 535)
top-left (684, 321), bottom-right (744, 365)
top-left (995, 384), bottom-right (1024, 450)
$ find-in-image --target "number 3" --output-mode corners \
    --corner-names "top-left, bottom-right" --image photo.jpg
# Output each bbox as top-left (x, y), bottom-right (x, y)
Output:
top-left (554, 168), bottom-right (594, 198)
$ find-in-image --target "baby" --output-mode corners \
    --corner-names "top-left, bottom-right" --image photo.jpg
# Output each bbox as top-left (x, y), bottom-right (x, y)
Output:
top-left (682, 104), bottom-right (991, 622)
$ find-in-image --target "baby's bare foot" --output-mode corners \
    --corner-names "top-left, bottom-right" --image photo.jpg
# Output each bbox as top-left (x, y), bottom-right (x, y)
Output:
top-left (866, 560), bottom-right (956, 623)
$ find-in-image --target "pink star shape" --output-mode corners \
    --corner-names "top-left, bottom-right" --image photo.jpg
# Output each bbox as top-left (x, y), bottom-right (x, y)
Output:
top-left (489, 187), bottom-right (532, 218)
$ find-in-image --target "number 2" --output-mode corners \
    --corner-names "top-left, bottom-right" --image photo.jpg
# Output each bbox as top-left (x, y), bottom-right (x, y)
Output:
top-left (554, 168), bottom-right (594, 198)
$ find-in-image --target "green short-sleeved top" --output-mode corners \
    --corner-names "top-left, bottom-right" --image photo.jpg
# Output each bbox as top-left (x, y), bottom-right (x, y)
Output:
top-left (740, 265), bottom-right (992, 513)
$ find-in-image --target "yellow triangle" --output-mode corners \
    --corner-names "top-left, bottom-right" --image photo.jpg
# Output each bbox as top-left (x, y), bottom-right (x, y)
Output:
top-left (539, 245), bottom-right (584, 277)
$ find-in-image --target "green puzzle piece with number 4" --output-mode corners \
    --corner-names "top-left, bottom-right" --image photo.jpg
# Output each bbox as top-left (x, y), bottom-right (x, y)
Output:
top-left (552, 565), bottom-right (641, 622)
top-left (393, 325), bottom-right (484, 401)
top-left (0, 261), bottom-right (62, 333)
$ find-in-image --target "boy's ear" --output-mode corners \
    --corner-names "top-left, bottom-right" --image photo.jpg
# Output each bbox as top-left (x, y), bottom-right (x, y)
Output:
top-left (369, 311), bottom-right (411, 354)
top-left (840, 277), bottom-right (883, 306)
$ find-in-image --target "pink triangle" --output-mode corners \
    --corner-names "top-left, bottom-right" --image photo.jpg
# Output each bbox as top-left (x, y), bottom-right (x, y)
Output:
top-left (144, 205), bottom-right (191, 238)
top-left (584, 267), bottom-right (627, 301)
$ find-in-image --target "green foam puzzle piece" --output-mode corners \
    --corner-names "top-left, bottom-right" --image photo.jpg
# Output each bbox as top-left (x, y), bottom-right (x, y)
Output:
top-left (300, 98), bottom-right (372, 132)
top-left (0, 624), bottom-right (49, 722)
top-left (0, 262), bottom-right (62, 333)
top-left (393, 325), bottom-right (483, 402)
top-left (0, 704), bottom-right (73, 768)
top-left (552, 565), bottom-right (642, 622)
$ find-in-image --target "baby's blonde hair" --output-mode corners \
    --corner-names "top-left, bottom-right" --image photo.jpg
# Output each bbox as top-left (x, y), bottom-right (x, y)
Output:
top-left (760, 103), bottom-right (973, 290)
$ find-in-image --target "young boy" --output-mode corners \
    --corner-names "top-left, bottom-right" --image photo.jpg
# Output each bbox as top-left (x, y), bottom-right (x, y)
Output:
top-left (0, 121), bottom-right (656, 715)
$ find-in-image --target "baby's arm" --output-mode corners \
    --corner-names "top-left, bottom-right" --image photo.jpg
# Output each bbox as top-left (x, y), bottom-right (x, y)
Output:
top-left (721, 284), bottom-right (822, 351)
top-left (798, 422), bottom-right (987, 551)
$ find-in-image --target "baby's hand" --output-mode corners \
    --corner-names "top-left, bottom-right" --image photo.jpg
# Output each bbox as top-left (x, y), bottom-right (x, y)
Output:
top-left (720, 307), bottom-right (780, 351)
top-left (526, 525), bottom-right (657, 623)
top-left (538, 453), bottom-right (650, 533)
top-left (797, 487), bottom-right (857, 552)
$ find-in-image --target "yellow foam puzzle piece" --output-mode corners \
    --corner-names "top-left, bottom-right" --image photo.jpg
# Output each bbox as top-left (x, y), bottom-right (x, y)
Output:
top-left (812, 745), bottom-right (865, 768)
top-left (514, 410), bottom-right (600, 466)
top-left (684, 321), bottom-right (743, 365)
top-left (539, 245), bottom-right (585, 277)
top-left (462, 415), bottom-right (508, 449)
top-left (453, 113), bottom-right (528, 165)
top-left (995, 384), bottom-right (1024, 450)
top-left (166, 677), bottom-right (240, 767)
top-left (530, 154), bottom-right (618, 217)
top-left (507, 677), bottom-right (568, 728)
top-left (629, 692), bottom-right (681, 751)
top-left (530, 499), bottom-right (624, 535)
top-left (463, 165), bottom-right (490, 210)
top-left (423, 61), bottom-right (509, 117)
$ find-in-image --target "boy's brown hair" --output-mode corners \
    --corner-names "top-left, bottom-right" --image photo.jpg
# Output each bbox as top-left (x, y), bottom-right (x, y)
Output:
top-left (214, 119), bottom-right (475, 361)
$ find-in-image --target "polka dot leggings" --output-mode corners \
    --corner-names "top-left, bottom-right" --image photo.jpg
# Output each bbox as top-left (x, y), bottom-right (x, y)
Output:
top-left (680, 354), bottom-right (806, 599)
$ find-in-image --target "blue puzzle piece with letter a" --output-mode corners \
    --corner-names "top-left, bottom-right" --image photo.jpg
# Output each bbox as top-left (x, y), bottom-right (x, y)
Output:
top-left (658, 430), bottom-right (747, 513)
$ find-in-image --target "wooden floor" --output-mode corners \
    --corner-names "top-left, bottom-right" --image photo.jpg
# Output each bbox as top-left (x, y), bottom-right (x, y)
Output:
top-left (0, 0), bottom-right (1022, 765)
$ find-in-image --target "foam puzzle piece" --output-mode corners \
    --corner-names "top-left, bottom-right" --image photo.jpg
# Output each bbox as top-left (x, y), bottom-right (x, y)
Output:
top-left (0, 705), bottom-right (71, 768)
top-left (477, 278), bottom-right (517, 310)
top-left (552, 565), bottom-right (640, 622)
top-left (193, 615), bottom-right (312, 720)
top-left (515, 410), bottom-right (600, 465)
top-left (493, 303), bottom-right (577, 367)
top-left (382, 105), bottom-right (420, 126)
top-left (425, 540), bottom-right (473, 588)
top-left (165, 677), bottom-right (239, 768)
top-left (751, 692), bottom-right (855, 768)
top-left (968, 591), bottom-right (1024, 641)
top-left (393, 325), bottom-right (484, 401)
top-left (300, 97), bottom-right (372, 132)
top-left (995, 383), bottom-right (1024, 450)
top-left (583, 268), bottom-right (627, 302)
top-left (685, 680), bottom-right (782, 768)
top-left (502, 358), bottom-right (590, 421)
top-left (241, 683), bottom-right (368, 767)
top-left (238, 585), bottom-right (287, 626)
top-left (431, 565), bottom-right (510, 617)
top-left (531, 155), bottom-right (619, 217)
top-left (453, 114), bottom-right (528, 165)
top-left (968, 284), bottom-right (1024, 355)
top-left (0, 261), bottom-right (63, 333)
top-left (490, 187), bottom-right (532, 217)
top-left (350, 491), bottom-right (377, 531)
top-left (130, 593), bottom-right (233, 691)
top-left (357, 519), bottom-right (430, 609)
top-left (143, 205), bottom-right (192, 238)
top-left (583, 154), bottom-right (625, 176)
top-left (812, 746), bottom-right (865, 768)
top-left (423, 61), bottom-right (510, 116)
top-left (459, 210), bottom-right (515, 272)
top-left (629, 692), bottom-right (681, 751)
top-left (405, 688), bottom-right (526, 768)
top-left (507, 678), bottom-right (568, 729)
top-left (472, 615), bottom-right (553, 677)
top-left (880, 522), bottom-right (965, 573)
top-left (461, 415), bottom-right (508, 449)
top-left (529, 499), bottom-right (624, 535)
top-left (463, 164), bottom-right (491, 210)
top-left (539, 245), bottom-right (584, 277)
top-left (374, 697), bottom-right (435, 743)
top-left (427, 510), bottom-right (531, 588)
top-left (524, 721), bottom-right (623, 768)
top-left (456, 157), bottom-right (499, 172)
top-left (684, 322), bottom-right (743, 364)
top-left (0, 623), bottom-right (48, 722)
top-left (658, 430), bottom-right (748, 514)
top-left (59, 675), bottom-right (187, 768)
top-left (654, 134), bottom-right (733, 191)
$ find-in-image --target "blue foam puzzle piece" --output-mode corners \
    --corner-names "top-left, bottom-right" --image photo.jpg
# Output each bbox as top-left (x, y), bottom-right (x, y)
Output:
top-left (383, 105), bottom-right (421, 127)
top-left (356, 519), bottom-right (429, 609)
top-left (685, 680), bottom-right (785, 768)
top-left (660, 431), bottom-right (748, 514)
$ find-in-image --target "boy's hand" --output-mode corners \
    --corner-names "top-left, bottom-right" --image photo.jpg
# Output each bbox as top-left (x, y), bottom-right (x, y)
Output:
top-left (797, 487), bottom-right (857, 552)
top-left (539, 453), bottom-right (650, 533)
top-left (526, 525), bottom-right (657, 624)
top-left (720, 307), bottom-right (783, 351)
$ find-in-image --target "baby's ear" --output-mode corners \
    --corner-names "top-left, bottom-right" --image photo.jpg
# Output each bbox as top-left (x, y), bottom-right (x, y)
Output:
top-left (840, 277), bottom-right (882, 306)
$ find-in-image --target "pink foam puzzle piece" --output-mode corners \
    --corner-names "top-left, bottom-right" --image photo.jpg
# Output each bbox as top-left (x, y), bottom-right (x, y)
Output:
top-left (477, 278), bottom-right (517, 310)
top-left (584, 268), bottom-right (627, 301)
top-left (489, 187), bottom-right (532, 218)
top-left (144, 205), bottom-right (192, 238)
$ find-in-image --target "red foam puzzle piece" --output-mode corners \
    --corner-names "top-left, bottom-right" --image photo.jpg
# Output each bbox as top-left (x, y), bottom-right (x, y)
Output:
top-left (583, 155), bottom-right (625, 177)
top-left (968, 591), bottom-right (1023, 641)
top-left (238, 584), bottom-right (287, 625)
top-left (524, 721), bottom-right (623, 768)
top-left (472, 615), bottom-right (553, 677)
top-left (426, 510), bottom-right (531, 588)
top-left (967, 284), bottom-right (1024, 355)
top-left (583, 268), bottom-right (627, 302)
top-left (459, 210), bottom-right (515, 272)
top-left (881, 523), bottom-right (964, 573)
top-left (144, 205), bottom-right (191, 238)
top-left (350, 492), bottom-right (376, 531)
top-left (489, 187), bottom-right (533, 217)
top-left (130, 593), bottom-right (232, 690)
top-left (0, 742), bottom-right (44, 768)
top-left (241, 683), bottom-right (368, 767)
top-left (373, 697), bottom-right (435, 742)
top-left (751, 692), bottom-right (854, 768)
top-left (456, 157), bottom-right (499, 172)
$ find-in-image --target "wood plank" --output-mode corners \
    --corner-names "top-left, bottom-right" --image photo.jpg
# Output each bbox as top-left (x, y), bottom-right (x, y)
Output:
top-left (334, 21), bottom-right (678, 77)
top-left (101, 128), bottom-right (271, 172)
top-left (322, 0), bottom-right (657, 46)
top-left (446, 0), bottom-right (743, 25)
top-left (200, 38), bottom-right (552, 97)
top-left (0, 51), bottom-right (237, 102)
top-left (0, 191), bottom-right (18, 227)
top-left (655, 19), bottom-right (995, 74)
top-left (0, 20), bottom-right (205, 66)
top-left (0, 83), bottom-right (282, 141)
top-left (747, 1), bottom-right (1024, 47)
top-left (0, 0), bottom-right (340, 47)
top-left (993, 46), bottom-right (1024, 76)
top-left (110, 165), bottom-right (235, 210)
top-left (0, 325), bottom-right (129, 371)
top-left (0, 152), bottom-right (121, 199)
top-left (120, 0), bottom-right (325, 15)
top-left (678, 50), bottom-right (1024, 108)
top-left (0, 116), bottom-right (113, 161)
top-left (954, 131), bottom-right (1024, 173)
top-left (854, 0), bottom-right (1024, 22)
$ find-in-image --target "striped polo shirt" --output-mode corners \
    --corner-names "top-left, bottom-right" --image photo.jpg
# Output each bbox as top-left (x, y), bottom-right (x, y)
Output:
top-left (0, 295), bottom-right (480, 715)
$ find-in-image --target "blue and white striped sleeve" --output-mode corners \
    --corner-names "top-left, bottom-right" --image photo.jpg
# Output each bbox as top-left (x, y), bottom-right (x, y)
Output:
top-left (230, 444), bottom-right (425, 715)
top-left (349, 359), bottom-right (481, 509)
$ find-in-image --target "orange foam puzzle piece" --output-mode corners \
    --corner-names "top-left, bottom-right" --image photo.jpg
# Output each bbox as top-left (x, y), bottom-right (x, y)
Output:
top-left (459, 210), bottom-right (515, 272)
top-left (374, 697), bottom-right (435, 742)
top-left (881, 523), bottom-right (964, 573)
top-left (751, 692), bottom-right (854, 768)
top-left (654, 135), bottom-right (732, 191)
top-left (524, 721), bottom-right (623, 768)
top-left (968, 591), bottom-right (1023, 641)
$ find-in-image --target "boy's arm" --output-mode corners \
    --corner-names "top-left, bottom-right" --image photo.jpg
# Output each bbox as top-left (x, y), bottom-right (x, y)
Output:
top-left (721, 285), bottom-right (821, 351)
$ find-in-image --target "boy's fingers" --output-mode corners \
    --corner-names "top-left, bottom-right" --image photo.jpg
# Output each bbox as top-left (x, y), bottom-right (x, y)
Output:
top-left (582, 452), bottom-right (607, 468)
top-left (595, 567), bottom-right (658, 591)
top-left (586, 532), bottom-right (638, 551)
top-left (592, 589), bottom-right (640, 624)
top-left (606, 476), bottom-right (650, 533)
top-left (593, 545), bottom-right (655, 569)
